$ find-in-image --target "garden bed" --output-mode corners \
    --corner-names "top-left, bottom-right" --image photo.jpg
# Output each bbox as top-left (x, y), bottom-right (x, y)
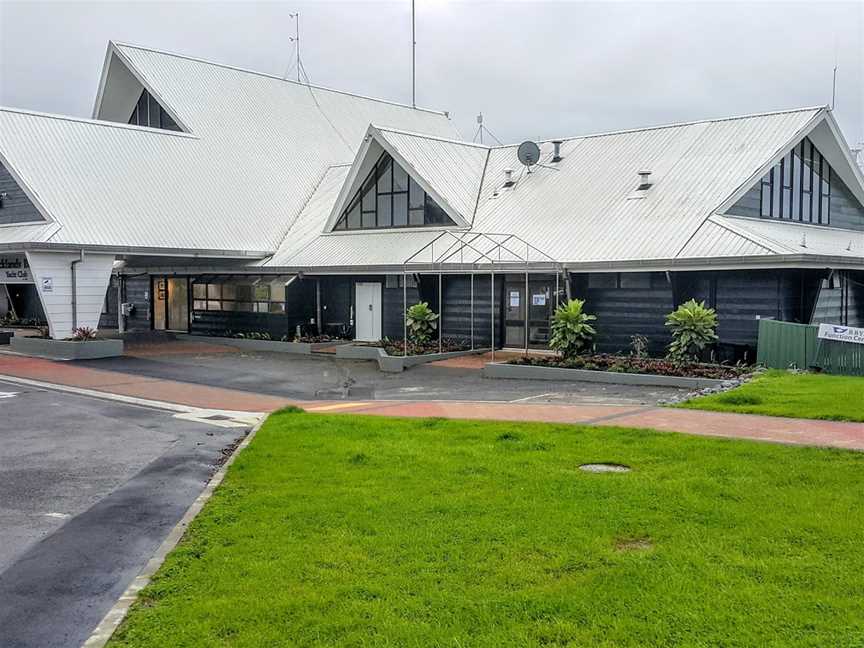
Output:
top-left (335, 340), bottom-right (487, 372)
top-left (484, 354), bottom-right (751, 389)
top-left (10, 336), bottom-right (124, 360)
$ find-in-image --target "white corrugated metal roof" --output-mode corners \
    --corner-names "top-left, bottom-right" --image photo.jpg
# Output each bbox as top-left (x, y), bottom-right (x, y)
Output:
top-left (714, 215), bottom-right (864, 259)
top-left (375, 127), bottom-right (489, 222)
top-left (266, 106), bottom-right (864, 270)
top-left (0, 42), bottom-right (459, 254)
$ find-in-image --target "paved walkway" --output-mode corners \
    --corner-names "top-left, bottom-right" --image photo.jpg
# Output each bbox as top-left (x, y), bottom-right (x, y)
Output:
top-left (1, 352), bottom-right (862, 451)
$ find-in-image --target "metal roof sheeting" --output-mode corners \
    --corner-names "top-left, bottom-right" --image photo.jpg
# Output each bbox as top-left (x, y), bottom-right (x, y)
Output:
top-left (376, 128), bottom-right (489, 222)
top-left (0, 42), bottom-right (458, 253)
top-left (265, 107), bottom-right (861, 271)
top-left (715, 215), bottom-right (864, 259)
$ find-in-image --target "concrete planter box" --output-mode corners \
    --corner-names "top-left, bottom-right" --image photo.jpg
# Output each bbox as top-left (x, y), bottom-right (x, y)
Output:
top-left (0, 331), bottom-right (12, 345)
top-left (336, 344), bottom-right (489, 373)
top-left (482, 362), bottom-right (726, 389)
top-left (10, 336), bottom-right (124, 361)
top-left (179, 334), bottom-right (350, 355)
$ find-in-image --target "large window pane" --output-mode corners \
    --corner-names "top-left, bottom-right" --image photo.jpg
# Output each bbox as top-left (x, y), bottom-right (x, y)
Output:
top-left (393, 193), bottom-right (408, 226)
top-left (409, 177), bottom-right (424, 209)
top-left (760, 182), bottom-right (771, 217)
top-left (347, 203), bottom-right (361, 229)
top-left (377, 195), bottom-right (392, 227)
top-left (424, 195), bottom-right (450, 224)
top-left (207, 284), bottom-right (221, 299)
top-left (361, 179), bottom-right (375, 212)
top-left (408, 208), bottom-right (424, 226)
top-left (362, 210), bottom-right (376, 228)
top-left (393, 162), bottom-right (409, 192)
top-left (193, 283), bottom-right (207, 299)
top-left (376, 158), bottom-right (392, 194)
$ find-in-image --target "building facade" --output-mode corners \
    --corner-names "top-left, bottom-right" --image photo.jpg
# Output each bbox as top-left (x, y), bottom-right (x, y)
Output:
top-left (1, 42), bottom-right (863, 358)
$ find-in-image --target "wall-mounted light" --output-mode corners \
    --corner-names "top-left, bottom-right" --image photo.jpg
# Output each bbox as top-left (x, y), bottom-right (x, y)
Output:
top-left (0, 192), bottom-right (7, 209)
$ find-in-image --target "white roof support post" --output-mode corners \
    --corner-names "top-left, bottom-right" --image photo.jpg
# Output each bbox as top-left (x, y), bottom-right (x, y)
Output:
top-left (26, 250), bottom-right (115, 339)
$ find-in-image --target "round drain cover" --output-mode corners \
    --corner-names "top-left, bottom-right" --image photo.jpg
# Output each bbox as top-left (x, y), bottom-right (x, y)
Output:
top-left (579, 463), bottom-right (631, 473)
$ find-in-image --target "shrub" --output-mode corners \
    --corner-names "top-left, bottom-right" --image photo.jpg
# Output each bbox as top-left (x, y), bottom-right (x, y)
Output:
top-left (665, 299), bottom-right (718, 361)
top-left (630, 334), bottom-right (649, 358)
top-left (549, 299), bottom-right (597, 359)
top-left (406, 302), bottom-right (439, 344)
top-left (71, 326), bottom-right (97, 342)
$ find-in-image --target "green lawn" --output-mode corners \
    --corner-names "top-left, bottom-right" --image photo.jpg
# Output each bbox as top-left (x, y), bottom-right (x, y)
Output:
top-left (677, 370), bottom-right (864, 422)
top-left (110, 410), bottom-right (864, 647)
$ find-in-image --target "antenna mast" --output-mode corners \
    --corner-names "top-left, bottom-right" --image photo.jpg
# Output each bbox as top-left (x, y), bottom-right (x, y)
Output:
top-left (411, 0), bottom-right (416, 107)
top-left (289, 12), bottom-right (301, 83)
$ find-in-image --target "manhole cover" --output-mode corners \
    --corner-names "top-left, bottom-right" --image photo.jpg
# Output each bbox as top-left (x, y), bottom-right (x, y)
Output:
top-left (579, 463), bottom-right (631, 473)
top-left (204, 414), bottom-right (232, 421)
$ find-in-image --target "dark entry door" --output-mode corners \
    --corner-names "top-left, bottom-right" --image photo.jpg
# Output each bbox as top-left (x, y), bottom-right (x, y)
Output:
top-left (504, 278), bottom-right (555, 349)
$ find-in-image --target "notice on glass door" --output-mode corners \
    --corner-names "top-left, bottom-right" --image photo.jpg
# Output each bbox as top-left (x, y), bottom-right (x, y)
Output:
top-left (532, 294), bottom-right (546, 306)
top-left (509, 291), bottom-right (520, 307)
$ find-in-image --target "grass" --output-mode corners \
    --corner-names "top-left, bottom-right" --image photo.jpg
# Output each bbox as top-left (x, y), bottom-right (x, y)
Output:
top-left (677, 370), bottom-right (864, 422)
top-left (109, 411), bottom-right (864, 647)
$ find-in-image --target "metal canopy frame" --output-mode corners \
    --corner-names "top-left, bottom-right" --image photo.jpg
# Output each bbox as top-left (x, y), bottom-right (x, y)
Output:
top-left (400, 232), bottom-right (564, 361)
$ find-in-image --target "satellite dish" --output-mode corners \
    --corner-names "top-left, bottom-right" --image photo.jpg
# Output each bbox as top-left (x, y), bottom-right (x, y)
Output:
top-left (517, 140), bottom-right (541, 167)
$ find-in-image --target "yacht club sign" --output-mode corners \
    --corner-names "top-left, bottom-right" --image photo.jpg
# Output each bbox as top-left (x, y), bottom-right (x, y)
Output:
top-left (0, 255), bottom-right (32, 284)
top-left (818, 323), bottom-right (864, 345)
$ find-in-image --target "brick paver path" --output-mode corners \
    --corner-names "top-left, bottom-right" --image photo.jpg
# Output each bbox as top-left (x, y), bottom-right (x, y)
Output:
top-left (1, 353), bottom-right (862, 451)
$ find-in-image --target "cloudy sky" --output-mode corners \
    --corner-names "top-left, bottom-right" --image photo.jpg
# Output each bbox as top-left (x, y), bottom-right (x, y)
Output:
top-left (1, 0), bottom-right (861, 147)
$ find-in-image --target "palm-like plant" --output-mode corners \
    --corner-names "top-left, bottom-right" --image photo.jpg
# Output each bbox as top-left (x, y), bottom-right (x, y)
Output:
top-left (665, 299), bottom-right (718, 361)
top-left (549, 299), bottom-right (597, 359)
top-left (406, 302), bottom-right (439, 344)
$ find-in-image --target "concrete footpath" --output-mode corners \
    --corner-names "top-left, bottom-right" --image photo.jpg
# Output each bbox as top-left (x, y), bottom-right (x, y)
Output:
top-left (1, 353), bottom-right (863, 451)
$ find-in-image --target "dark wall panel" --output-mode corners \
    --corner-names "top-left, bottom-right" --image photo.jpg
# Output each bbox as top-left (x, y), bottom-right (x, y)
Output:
top-left (0, 162), bottom-right (45, 225)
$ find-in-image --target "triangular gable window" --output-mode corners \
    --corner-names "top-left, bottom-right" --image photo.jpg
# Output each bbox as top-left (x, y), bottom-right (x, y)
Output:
top-left (756, 137), bottom-right (833, 225)
top-left (333, 152), bottom-right (455, 230)
top-left (127, 88), bottom-right (181, 132)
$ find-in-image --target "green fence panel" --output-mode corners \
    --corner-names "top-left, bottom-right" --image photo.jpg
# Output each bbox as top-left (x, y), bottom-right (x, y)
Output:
top-left (756, 319), bottom-right (818, 370)
top-left (757, 319), bottom-right (864, 375)
top-left (813, 339), bottom-right (864, 376)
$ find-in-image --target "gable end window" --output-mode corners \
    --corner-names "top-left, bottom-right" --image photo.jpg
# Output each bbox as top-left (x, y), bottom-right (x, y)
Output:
top-left (334, 152), bottom-right (456, 231)
top-left (759, 137), bottom-right (830, 225)
top-left (127, 89), bottom-right (181, 132)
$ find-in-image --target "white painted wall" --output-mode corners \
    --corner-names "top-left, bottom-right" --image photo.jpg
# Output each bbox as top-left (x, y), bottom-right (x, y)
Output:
top-left (26, 251), bottom-right (115, 339)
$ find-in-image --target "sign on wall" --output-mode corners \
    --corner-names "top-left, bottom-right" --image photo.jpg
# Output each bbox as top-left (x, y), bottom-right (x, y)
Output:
top-left (41, 277), bottom-right (53, 292)
top-left (0, 256), bottom-right (32, 284)
top-left (818, 323), bottom-right (864, 345)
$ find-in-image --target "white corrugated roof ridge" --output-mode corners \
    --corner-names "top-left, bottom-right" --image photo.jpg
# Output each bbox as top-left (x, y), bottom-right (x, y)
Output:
top-left (0, 42), bottom-right (459, 254)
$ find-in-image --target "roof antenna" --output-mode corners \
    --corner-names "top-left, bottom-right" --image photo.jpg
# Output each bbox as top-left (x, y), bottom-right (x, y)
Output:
top-left (831, 33), bottom-right (838, 109)
top-left (289, 12), bottom-right (301, 83)
top-left (411, 0), bottom-right (416, 107)
top-left (472, 113), bottom-right (504, 145)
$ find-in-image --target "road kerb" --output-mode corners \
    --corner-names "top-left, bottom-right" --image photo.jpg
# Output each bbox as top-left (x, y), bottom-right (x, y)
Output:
top-left (81, 414), bottom-right (267, 647)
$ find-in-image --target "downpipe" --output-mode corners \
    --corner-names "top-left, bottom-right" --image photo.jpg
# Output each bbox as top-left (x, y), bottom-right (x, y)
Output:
top-left (70, 250), bottom-right (85, 331)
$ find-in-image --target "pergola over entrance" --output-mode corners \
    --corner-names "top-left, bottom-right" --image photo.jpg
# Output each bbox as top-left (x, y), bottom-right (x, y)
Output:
top-left (402, 232), bottom-right (564, 360)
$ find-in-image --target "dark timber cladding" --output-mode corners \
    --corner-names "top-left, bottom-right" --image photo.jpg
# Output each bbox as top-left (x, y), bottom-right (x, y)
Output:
top-left (0, 161), bottom-right (44, 225)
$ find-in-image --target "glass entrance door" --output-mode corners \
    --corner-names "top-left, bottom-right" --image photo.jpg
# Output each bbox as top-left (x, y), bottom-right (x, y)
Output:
top-left (152, 276), bottom-right (189, 332)
top-left (504, 277), bottom-right (556, 349)
top-left (167, 278), bottom-right (189, 332)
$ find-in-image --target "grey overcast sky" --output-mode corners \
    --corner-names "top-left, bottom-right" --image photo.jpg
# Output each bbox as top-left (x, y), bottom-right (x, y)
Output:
top-left (1, 0), bottom-right (862, 147)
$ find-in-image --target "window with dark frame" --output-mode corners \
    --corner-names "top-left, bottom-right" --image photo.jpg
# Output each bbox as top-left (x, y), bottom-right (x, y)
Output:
top-left (759, 137), bottom-right (831, 225)
top-left (334, 152), bottom-right (457, 231)
top-left (192, 282), bottom-right (277, 314)
top-left (126, 89), bottom-right (181, 132)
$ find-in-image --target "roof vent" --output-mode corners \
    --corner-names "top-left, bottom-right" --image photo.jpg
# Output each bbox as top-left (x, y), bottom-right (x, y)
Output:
top-left (551, 141), bottom-right (563, 162)
top-left (503, 168), bottom-right (515, 187)
top-left (636, 170), bottom-right (653, 191)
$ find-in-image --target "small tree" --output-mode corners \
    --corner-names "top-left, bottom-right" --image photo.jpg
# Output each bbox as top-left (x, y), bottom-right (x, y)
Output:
top-left (665, 299), bottom-right (718, 361)
top-left (406, 301), bottom-right (439, 344)
top-left (549, 299), bottom-right (597, 359)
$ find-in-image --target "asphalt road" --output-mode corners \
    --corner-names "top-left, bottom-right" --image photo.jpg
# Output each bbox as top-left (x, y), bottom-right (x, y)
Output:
top-left (0, 380), bottom-right (248, 648)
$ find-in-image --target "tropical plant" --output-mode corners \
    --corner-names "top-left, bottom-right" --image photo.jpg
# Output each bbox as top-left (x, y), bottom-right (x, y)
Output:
top-left (549, 299), bottom-right (597, 359)
top-left (665, 299), bottom-right (718, 361)
top-left (405, 302), bottom-right (439, 344)
top-left (71, 326), bottom-right (97, 342)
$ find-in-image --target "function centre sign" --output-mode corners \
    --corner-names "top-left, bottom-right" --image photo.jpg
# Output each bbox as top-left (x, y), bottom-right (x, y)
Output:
top-left (818, 323), bottom-right (864, 345)
top-left (0, 255), bottom-right (32, 284)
